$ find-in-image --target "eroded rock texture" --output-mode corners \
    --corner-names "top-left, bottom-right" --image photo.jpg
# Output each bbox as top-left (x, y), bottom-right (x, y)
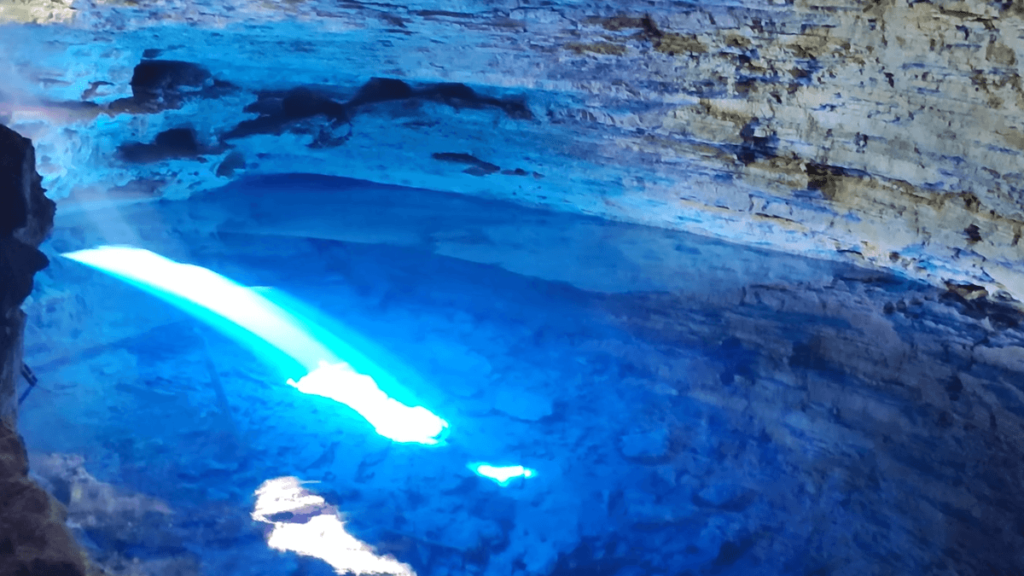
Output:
top-left (0, 124), bottom-right (87, 576)
top-left (0, 426), bottom-right (90, 576)
top-left (1, 0), bottom-right (1023, 303)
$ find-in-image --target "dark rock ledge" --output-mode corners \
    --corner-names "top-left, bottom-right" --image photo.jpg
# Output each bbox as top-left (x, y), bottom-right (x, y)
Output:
top-left (0, 123), bottom-right (93, 576)
top-left (100, 58), bottom-right (533, 176)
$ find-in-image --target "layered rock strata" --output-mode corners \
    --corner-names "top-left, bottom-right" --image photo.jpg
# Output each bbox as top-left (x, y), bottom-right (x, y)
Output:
top-left (1, 0), bottom-right (1023, 304)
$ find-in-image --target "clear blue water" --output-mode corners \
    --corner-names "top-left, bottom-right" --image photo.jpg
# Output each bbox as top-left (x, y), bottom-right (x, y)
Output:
top-left (16, 175), bottom-right (1024, 576)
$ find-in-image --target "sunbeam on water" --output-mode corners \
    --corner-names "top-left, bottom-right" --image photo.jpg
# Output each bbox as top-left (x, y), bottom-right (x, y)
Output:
top-left (468, 463), bottom-right (536, 486)
top-left (61, 245), bottom-right (448, 445)
top-left (252, 477), bottom-right (417, 576)
top-left (288, 361), bottom-right (449, 445)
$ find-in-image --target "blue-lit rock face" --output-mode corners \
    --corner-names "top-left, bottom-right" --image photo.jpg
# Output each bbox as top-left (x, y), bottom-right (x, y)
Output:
top-left (2, 0), bottom-right (1024, 303)
top-left (9, 173), bottom-right (1024, 576)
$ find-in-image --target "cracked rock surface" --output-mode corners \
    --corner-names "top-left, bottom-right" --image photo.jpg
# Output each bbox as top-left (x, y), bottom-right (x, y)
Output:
top-left (1, 0), bottom-right (1023, 302)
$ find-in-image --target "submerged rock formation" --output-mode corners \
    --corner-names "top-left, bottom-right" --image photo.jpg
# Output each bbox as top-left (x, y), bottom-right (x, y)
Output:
top-left (0, 124), bottom-right (89, 576)
top-left (11, 175), bottom-right (1023, 576)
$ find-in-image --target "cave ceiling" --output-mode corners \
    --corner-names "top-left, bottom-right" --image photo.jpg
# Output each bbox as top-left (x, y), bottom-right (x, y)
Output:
top-left (1, 0), bottom-right (1023, 303)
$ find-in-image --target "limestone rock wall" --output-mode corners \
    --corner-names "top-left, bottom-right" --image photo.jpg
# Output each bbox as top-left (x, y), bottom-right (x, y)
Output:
top-left (0, 0), bottom-right (1022, 304)
top-left (0, 123), bottom-right (89, 576)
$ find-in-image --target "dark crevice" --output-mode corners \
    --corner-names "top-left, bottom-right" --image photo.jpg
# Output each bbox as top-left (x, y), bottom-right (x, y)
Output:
top-left (733, 119), bottom-right (778, 165)
top-left (432, 152), bottom-right (501, 176)
top-left (222, 77), bottom-right (532, 147)
top-left (118, 128), bottom-right (206, 163)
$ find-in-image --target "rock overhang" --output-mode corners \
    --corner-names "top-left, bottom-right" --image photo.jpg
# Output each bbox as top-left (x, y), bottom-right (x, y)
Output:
top-left (1, 0), bottom-right (1023, 306)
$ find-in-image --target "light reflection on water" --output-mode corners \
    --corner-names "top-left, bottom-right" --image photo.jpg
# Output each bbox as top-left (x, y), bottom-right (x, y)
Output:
top-left (252, 476), bottom-right (415, 576)
top-left (16, 174), bottom-right (1024, 576)
top-left (62, 246), bottom-right (450, 447)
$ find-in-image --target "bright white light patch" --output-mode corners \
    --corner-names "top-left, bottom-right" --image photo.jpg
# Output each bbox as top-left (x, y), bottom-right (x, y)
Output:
top-left (63, 246), bottom-right (447, 445)
top-left (62, 246), bottom-right (336, 369)
top-left (252, 477), bottom-right (415, 576)
top-left (289, 361), bottom-right (448, 445)
top-left (468, 463), bottom-right (536, 486)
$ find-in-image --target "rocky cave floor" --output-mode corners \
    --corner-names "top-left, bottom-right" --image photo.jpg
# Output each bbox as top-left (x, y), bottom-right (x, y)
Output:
top-left (12, 176), bottom-right (1024, 576)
